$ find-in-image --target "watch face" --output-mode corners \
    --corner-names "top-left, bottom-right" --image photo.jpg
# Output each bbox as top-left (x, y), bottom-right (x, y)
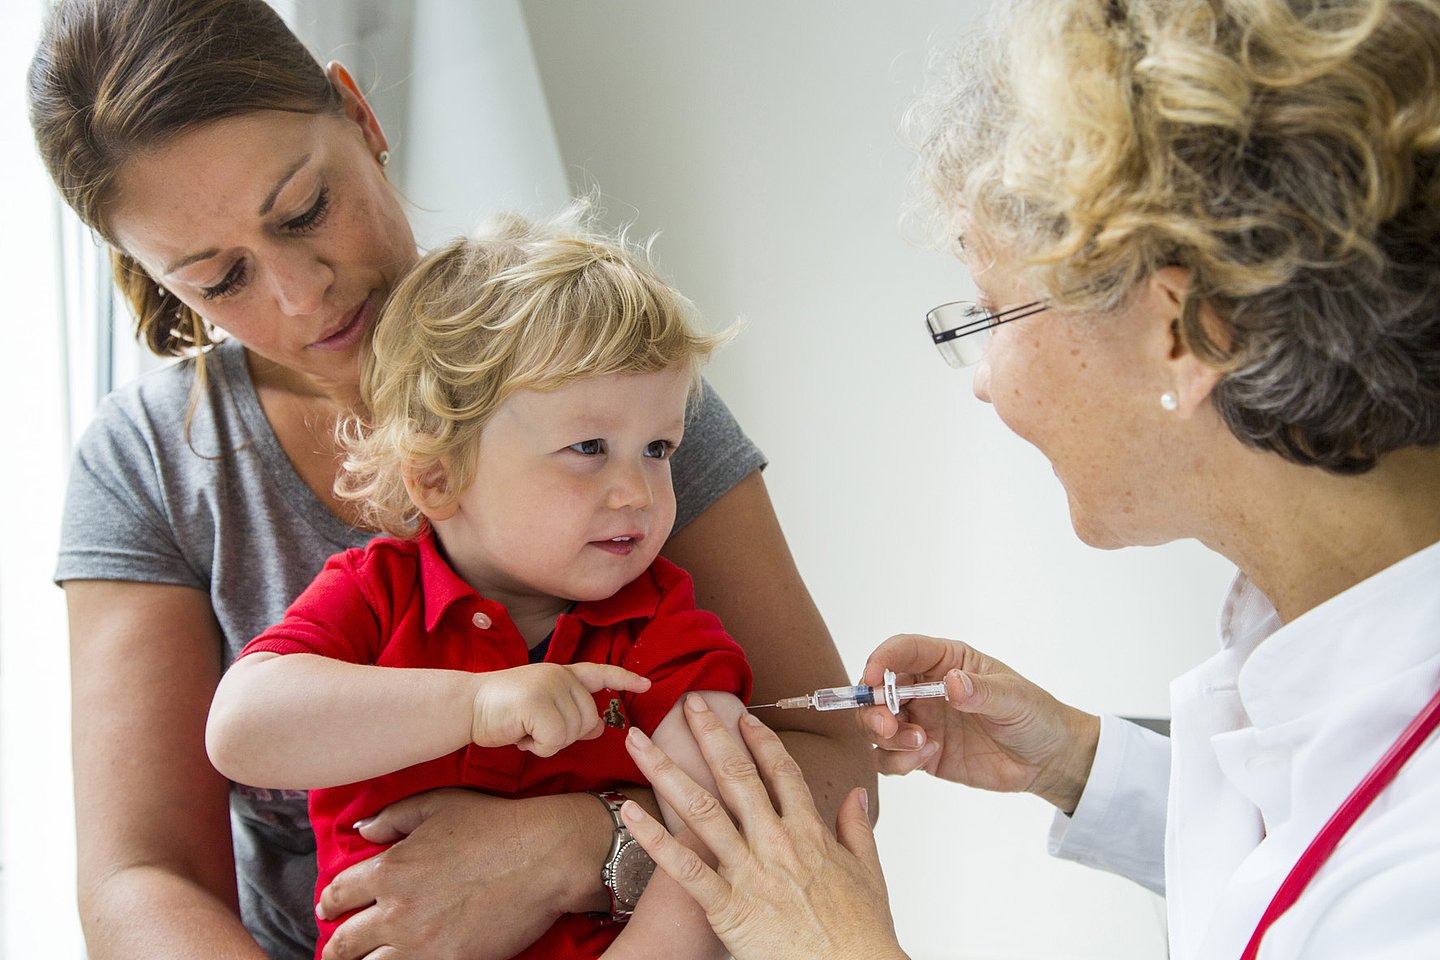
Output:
top-left (614, 838), bottom-right (657, 906)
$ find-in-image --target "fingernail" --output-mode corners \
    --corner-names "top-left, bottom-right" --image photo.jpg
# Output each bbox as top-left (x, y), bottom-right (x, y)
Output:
top-left (686, 693), bottom-right (709, 712)
top-left (742, 712), bottom-right (764, 727)
top-left (919, 742), bottom-right (940, 762)
top-left (315, 902), bottom-right (326, 919)
top-left (949, 669), bottom-right (975, 698)
top-left (900, 730), bottom-right (923, 749)
top-left (627, 726), bottom-right (652, 748)
top-left (352, 818), bottom-right (371, 831)
top-left (858, 787), bottom-right (870, 814)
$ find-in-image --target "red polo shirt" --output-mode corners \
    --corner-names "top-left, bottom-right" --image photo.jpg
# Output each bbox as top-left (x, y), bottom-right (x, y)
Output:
top-left (238, 530), bottom-right (752, 960)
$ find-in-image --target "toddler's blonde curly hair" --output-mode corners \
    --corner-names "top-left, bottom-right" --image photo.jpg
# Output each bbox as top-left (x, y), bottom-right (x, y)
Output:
top-left (337, 202), bottom-right (725, 535)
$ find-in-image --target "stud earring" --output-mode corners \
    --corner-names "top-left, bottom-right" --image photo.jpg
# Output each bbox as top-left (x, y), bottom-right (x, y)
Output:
top-left (1160, 392), bottom-right (1178, 411)
top-left (376, 149), bottom-right (390, 167)
top-left (156, 285), bottom-right (167, 298)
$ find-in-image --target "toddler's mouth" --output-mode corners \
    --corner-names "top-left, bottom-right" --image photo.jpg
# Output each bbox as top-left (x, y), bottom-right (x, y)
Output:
top-left (591, 534), bottom-right (643, 556)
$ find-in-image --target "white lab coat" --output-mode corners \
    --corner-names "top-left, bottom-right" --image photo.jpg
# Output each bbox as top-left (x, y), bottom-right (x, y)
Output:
top-left (1051, 539), bottom-right (1440, 958)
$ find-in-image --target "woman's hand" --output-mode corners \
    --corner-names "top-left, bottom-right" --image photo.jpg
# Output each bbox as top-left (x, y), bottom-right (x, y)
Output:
top-left (317, 788), bottom-right (615, 960)
top-left (621, 696), bottom-right (909, 960)
top-left (858, 634), bottom-right (1099, 813)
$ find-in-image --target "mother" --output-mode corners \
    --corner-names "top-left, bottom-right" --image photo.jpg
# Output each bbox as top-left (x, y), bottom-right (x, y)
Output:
top-left (621, 0), bottom-right (1440, 957)
top-left (26, 0), bottom-right (872, 957)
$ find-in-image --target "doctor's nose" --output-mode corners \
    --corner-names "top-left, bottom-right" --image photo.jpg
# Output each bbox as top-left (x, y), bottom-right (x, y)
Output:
top-left (972, 355), bottom-right (993, 404)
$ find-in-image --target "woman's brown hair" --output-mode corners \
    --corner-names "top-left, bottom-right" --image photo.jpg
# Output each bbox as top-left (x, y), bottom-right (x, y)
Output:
top-left (28, 0), bottom-right (342, 358)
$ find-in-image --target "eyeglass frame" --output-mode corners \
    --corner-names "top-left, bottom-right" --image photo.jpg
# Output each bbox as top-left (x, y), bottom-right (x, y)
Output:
top-left (925, 299), bottom-right (1050, 368)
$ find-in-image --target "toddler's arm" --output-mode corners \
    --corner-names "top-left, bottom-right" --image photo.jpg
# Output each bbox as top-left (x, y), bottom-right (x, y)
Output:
top-left (601, 690), bottom-right (747, 960)
top-left (206, 654), bottom-right (649, 789)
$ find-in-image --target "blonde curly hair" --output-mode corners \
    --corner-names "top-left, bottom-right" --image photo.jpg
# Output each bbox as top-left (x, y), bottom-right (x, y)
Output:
top-left (911, 0), bottom-right (1440, 473)
top-left (337, 203), bottom-right (725, 535)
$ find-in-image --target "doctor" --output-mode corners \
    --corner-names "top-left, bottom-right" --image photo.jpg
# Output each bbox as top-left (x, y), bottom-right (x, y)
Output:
top-left (617, 0), bottom-right (1440, 957)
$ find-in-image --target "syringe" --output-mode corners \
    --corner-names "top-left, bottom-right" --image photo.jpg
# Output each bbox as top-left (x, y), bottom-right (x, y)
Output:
top-left (750, 669), bottom-right (948, 715)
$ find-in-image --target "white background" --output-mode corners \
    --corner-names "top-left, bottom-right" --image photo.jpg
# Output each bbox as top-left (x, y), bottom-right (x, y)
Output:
top-left (3, 2), bottom-right (1241, 957)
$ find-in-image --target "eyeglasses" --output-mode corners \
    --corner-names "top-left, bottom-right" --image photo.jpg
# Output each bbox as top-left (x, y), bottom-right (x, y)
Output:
top-left (925, 300), bottom-right (1049, 368)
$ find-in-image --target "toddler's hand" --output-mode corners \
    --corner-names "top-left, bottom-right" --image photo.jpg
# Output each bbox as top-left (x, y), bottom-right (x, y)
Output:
top-left (471, 663), bottom-right (651, 757)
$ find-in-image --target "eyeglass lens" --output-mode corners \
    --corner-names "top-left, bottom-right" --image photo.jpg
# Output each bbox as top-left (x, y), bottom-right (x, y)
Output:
top-left (925, 300), bottom-right (1047, 368)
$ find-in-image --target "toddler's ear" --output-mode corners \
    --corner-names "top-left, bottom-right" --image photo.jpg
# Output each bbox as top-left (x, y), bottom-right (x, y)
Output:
top-left (402, 460), bottom-right (459, 521)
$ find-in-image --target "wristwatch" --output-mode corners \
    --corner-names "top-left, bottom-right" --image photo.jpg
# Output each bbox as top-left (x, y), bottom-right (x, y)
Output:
top-left (588, 789), bottom-right (656, 922)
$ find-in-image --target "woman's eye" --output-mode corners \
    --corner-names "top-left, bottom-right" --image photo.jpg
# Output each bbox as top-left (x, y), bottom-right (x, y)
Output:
top-left (644, 440), bottom-right (674, 459)
top-left (201, 261), bottom-right (248, 301)
top-left (569, 439), bottom-right (604, 456)
top-left (284, 187), bottom-right (331, 233)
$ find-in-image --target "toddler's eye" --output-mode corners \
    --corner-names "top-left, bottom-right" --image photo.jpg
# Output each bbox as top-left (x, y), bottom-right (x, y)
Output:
top-left (644, 440), bottom-right (675, 459)
top-left (569, 439), bottom-right (604, 455)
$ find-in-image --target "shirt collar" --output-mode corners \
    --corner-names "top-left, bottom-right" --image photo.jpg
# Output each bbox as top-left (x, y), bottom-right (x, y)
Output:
top-left (416, 526), bottom-right (480, 632)
top-left (1233, 537), bottom-right (1440, 727)
top-left (415, 527), bottom-right (666, 631)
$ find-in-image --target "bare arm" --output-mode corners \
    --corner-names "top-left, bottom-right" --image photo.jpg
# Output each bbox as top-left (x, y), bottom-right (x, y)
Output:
top-left (208, 655), bottom-right (650, 790)
top-left (662, 470), bottom-right (876, 824)
top-left (67, 580), bottom-right (267, 960)
top-left (207, 653), bottom-right (481, 789)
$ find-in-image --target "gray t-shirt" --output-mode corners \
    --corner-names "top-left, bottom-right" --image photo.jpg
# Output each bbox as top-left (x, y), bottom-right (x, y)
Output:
top-left (54, 337), bottom-right (765, 960)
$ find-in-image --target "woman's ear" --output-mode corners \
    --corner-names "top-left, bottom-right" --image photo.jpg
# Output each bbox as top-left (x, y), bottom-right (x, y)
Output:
top-left (1147, 266), bottom-right (1225, 418)
top-left (403, 460), bottom-right (459, 522)
top-left (325, 61), bottom-right (391, 160)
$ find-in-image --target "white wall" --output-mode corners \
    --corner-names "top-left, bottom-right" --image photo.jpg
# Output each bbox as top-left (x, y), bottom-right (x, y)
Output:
top-left (289, 0), bottom-right (571, 249)
top-left (514, 3), bottom-right (1237, 958)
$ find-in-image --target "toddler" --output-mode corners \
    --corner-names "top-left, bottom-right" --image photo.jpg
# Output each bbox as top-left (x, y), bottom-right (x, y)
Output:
top-left (206, 206), bottom-right (751, 960)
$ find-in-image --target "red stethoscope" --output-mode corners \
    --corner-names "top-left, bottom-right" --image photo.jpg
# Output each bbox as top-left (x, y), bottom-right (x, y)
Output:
top-left (1240, 685), bottom-right (1440, 958)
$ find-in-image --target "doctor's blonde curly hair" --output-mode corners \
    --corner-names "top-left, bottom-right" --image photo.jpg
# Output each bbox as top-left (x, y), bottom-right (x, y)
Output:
top-left (911, 0), bottom-right (1440, 473)
top-left (337, 203), bottom-right (724, 536)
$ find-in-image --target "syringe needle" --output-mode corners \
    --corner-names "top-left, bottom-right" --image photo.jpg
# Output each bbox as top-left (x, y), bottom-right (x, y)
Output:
top-left (749, 696), bottom-right (814, 710)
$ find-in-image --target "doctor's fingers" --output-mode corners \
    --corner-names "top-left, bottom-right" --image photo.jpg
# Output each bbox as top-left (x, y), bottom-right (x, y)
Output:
top-left (860, 633), bottom-right (970, 687)
top-left (685, 695), bottom-right (823, 829)
top-left (872, 739), bottom-right (941, 777)
top-left (620, 798), bottom-right (733, 917)
top-left (625, 724), bottom-right (750, 860)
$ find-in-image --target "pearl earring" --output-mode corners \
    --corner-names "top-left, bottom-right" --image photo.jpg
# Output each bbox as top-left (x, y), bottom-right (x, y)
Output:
top-left (1160, 392), bottom-right (1178, 411)
top-left (376, 149), bottom-right (390, 167)
top-left (156, 285), bottom-right (166, 298)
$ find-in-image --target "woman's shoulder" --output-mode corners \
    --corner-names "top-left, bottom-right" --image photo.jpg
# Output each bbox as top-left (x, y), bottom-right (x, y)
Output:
top-left (79, 340), bottom-right (249, 459)
top-left (671, 377), bottom-right (768, 529)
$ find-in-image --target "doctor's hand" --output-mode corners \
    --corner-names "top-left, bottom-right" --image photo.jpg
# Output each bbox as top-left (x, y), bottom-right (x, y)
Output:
top-left (622, 696), bottom-right (909, 960)
top-left (859, 634), bottom-right (1100, 814)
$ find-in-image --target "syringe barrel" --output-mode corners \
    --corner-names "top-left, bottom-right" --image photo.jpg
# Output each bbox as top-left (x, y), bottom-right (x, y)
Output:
top-left (810, 684), bottom-right (877, 711)
top-left (892, 681), bottom-right (948, 702)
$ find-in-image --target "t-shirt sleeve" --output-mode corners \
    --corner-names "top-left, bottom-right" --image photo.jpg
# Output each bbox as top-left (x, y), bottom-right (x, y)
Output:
top-left (54, 394), bottom-right (203, 589)
top-left (669, 378), bottom-right (767, 533)
top-left (617, 567), bottom-right (753, 735)
top-left (238, 551), bottom-right (385, 664)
